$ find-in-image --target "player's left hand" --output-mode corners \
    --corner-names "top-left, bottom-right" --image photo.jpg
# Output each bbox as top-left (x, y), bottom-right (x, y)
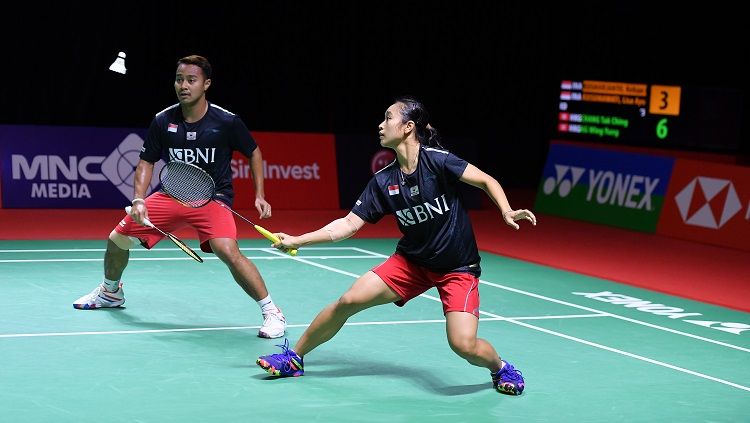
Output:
top-left (256, 197), bottom-right (272, 219)
top-left (503, 209), bottom-right (537, 230)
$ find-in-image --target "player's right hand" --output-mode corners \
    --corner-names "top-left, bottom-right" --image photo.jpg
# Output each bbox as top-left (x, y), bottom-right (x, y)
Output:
top-left (130, 202), bottom-right (148, 226)
top-left (272, 233), bottom-right (301, 251)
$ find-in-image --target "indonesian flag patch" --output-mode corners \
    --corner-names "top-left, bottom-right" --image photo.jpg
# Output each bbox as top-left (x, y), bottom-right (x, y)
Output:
top-left (168, 123), bottom-right (178, 133)
top-left (388, 184), bottom-right (400, 196)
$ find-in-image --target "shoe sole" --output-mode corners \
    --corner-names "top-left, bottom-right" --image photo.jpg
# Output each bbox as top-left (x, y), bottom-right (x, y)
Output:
top-left (496, 383), bottom-right (524, 395)
top-left (257, 330), bottom-right (285, 339)
top-left (256, 358), bottom-right (304, 377)
top-left (72, 302), bottom-right (124, 310)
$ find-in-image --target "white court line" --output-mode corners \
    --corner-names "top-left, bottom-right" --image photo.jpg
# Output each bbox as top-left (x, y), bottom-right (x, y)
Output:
top-left (0, 315), bottom-right (603, 339)
top-left (0, 255), bottom-right (380, 263)
top-left (0, 246), bottom-right (380, 253)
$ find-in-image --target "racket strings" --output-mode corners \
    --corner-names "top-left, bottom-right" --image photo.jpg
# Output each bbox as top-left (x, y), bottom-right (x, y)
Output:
top-left (161, 162), bottom-right (215, 208)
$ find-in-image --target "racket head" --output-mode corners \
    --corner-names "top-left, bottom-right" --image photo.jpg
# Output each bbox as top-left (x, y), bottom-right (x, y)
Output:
top-left (165, 232), bottom-right (204, 263)
top-left (159, 161), bottom-right (216, 208)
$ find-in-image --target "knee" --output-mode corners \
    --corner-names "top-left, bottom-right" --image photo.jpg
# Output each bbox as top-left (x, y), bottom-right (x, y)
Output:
top-left (333, 292), bottom-right (361, 315)
top-left (448, 336), bottom-right (477, 358)
top-left (213, 244), bottom-right (243, 266)
top-left (109, 230), bottom-right (137, 250)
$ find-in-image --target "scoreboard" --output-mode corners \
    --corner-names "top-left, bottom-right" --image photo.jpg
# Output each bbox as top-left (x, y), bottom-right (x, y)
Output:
top-left (556, 80), bottom-right (743, 153)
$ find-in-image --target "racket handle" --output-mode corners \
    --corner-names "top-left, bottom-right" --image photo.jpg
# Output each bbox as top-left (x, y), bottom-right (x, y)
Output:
top-left (125, 206), bottom-right (154, 228)
top-left (254, 225), bottom-right (298, 256)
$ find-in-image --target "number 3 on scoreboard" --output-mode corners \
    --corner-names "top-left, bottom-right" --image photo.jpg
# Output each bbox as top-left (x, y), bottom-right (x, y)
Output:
top-left (649, 85), bottom-right (681, 116)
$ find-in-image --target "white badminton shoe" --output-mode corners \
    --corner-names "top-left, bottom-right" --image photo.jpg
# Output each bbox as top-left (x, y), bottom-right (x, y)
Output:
top-left (73, 284), bottom-right (125, 309)
top-left (258, 308), bottom-right (286, 339)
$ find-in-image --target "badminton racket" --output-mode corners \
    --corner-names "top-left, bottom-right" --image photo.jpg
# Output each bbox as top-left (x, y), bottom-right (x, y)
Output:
top-left (125, 206), bottom-right (203, 262)
top-left (158, 161), bottom-right (298, 256)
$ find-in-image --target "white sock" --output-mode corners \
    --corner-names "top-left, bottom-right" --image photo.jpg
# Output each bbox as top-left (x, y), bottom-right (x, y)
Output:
top-left (102, 277), bottom-right (120, 292)
top-left (257, 295), bottom-right (279, 313)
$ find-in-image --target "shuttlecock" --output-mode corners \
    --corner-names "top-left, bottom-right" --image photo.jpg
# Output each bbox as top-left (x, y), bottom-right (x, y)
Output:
top-left (109, 51), bottom-right (127, 75)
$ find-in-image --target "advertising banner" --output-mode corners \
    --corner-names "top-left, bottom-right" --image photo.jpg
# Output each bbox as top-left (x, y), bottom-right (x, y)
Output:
top-left (0, 125), bottom-right (159, 208)
top-left (657, 159), bottom-right (750, 251)
top-left (232, 132), bottom-right (339, 209)
top-left (1, 126), bottom-right (339, 210)
top-left (535, 142), bottom-right (675, 232)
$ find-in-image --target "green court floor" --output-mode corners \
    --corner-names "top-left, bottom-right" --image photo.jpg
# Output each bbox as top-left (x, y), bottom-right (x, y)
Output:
top-left (1, 239), bottom-right (748, 422)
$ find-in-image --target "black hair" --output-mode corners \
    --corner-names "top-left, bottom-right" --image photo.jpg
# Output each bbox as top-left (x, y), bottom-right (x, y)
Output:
top-left (393, 96), bottom-right (443, 149)
top-left (177, 55), bottom-right (212, 80)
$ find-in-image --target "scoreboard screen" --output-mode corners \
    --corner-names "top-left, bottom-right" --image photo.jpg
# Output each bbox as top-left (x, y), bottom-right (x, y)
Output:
top-left (556, 80), bottom-right (743, 153)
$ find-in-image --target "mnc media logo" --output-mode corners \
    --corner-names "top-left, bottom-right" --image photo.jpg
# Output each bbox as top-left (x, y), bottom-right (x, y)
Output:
top-left (6, 129), bottom-right (164, 207)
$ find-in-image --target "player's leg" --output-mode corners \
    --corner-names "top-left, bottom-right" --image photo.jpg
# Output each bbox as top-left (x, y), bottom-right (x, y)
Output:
top-left (73, 193), bottom-right (170, 310)
top-left (439, 273), bottom-right (524, 395)
top-left (296, 270), bottom-right (401, 355)
top-left (445, 311), bottom-right (502, 369)
top-left (209, 237), bottom-right (286, 339)
top-left (257, 271), bottom-right (400, 377)
top-left (192, 200), bottom-right (287, 338)
top-left (72, 231), bottom-right (133, 309)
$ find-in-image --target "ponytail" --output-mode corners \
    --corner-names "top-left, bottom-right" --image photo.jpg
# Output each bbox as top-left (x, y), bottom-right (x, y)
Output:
top-left (395, 96), bottom-right (446, 149)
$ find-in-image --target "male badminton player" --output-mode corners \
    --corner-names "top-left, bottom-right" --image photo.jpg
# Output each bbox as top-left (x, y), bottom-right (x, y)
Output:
top-left (73, 55), bottom-right (287, 339)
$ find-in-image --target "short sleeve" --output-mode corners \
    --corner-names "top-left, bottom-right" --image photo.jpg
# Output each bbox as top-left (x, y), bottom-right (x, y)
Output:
top-left (351, 177), bottom-right (389, 224)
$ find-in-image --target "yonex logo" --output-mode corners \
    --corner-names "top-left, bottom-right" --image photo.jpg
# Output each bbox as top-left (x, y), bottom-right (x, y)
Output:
top-left (543, 164), bottom-right (658, 210)
top-left (542, 164), bottom-right (585, 198)
top-left (574, 290), bottom-right (750, 335)
top-left (674, 177), bottom-right (742, 229)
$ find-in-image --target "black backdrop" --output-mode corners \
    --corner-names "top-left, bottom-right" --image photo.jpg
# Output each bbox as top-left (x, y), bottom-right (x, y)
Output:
top-left (2, 2), bottom-right (748, 189)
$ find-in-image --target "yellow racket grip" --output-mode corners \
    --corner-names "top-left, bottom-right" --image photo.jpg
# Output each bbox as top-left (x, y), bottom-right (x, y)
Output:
top-left (254, 225), bottom-right (298, 256)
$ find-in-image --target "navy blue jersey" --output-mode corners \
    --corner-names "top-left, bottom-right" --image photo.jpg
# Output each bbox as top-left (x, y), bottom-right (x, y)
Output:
top-left (352, 146), bottom-right (481, 275)
top-left (140, 103), bottom-right (257, 207)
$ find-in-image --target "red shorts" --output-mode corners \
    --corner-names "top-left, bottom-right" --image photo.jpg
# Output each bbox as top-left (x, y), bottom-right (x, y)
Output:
top-left (371, 253), bottom-right (480, 317)
top-left (114, 192), bottom-right (236, 253)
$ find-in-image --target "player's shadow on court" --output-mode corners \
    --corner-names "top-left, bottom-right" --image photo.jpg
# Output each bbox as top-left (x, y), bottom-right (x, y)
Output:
top-left (106, 309), bottom-right (258, 344)
top-left (255, 351), bottom-right (488, 396)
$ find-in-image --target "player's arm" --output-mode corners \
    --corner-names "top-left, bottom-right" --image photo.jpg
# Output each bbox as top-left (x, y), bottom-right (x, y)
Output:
top-left (248, 146), bottom-right (271, 218)
top-left (460, 163), bottom-right (536, 229)
top-left (129, 159), bottom-right (155, 225)
top-left (272, 212), bottom-right (366, 250)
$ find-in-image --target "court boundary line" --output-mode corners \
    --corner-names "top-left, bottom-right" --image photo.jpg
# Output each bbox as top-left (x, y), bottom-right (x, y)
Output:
top-left (0, 255), bottom-right (379, 263)
top-left (0, 314), bottom-right (607, 339)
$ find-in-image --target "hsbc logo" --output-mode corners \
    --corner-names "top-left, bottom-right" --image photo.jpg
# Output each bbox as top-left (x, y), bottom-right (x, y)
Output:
top-left (674, 177), bottom-right (744, 229)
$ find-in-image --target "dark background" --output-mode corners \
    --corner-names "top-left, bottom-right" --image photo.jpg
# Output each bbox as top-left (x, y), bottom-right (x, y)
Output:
top-left (2, 2), bottom-right (748, 189)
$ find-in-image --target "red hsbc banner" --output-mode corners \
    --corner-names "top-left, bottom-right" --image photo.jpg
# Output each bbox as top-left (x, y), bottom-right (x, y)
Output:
top-left (657, 159), bottom-right (750, 250)
top-left (232, 132), bottom-right (338, 209)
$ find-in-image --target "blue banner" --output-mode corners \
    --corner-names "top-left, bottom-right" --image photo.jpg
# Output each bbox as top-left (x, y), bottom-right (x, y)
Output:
top-left (535, 142), bottom-right (675, 232)
top-left (0, 125), bottom-right (163, 208)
